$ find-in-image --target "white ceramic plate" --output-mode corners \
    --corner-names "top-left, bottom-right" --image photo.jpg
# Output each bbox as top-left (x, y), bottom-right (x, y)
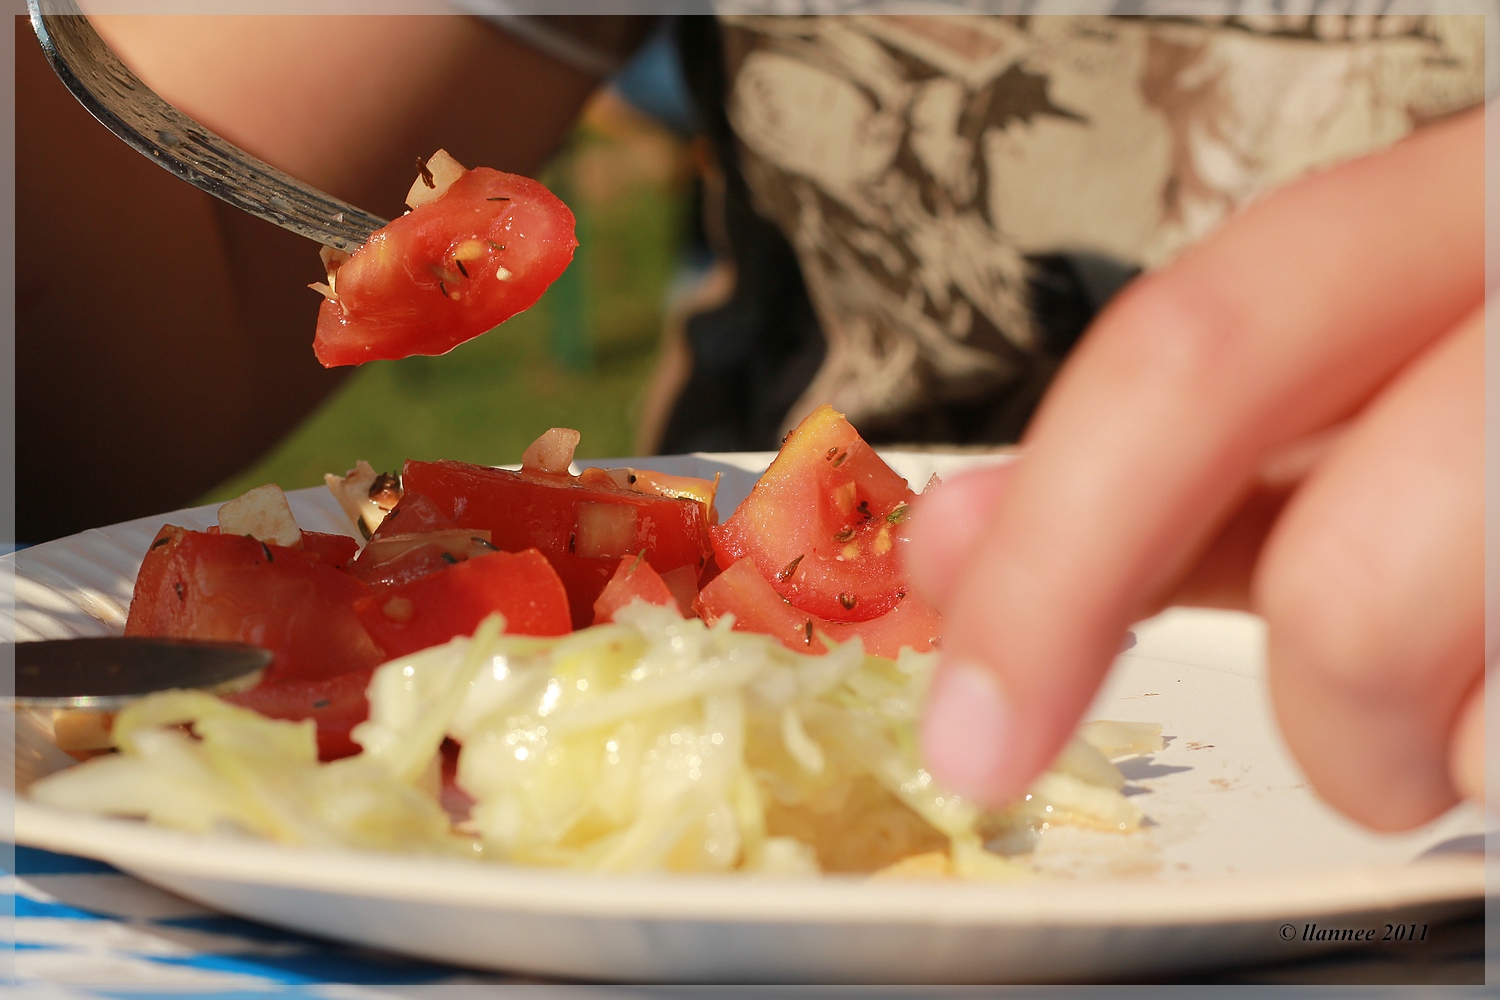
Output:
top-left (4, 453), bottom-right (1486, 984)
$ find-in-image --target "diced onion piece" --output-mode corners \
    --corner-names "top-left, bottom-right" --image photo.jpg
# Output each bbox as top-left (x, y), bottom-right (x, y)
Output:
top-left (1022, 772), bottom-right (1145, 833)
top-left (1078, 720), bottom-right (1165, 760)
top-left (218, 484), bottom-right (302, 548)
top-left (1049, 735), bottom-right (1125, 791)
top-left (52, 710), bottom-right (114, 754)
top-left (313, 246), bottom-right (353, 303)
top-left (573, 503), bottom-right (637, 559)
top-left (325, 461), bottom-right (402, 539)
top-left (405, 149), bottom-right (469, 211)
top-left (521, 427), bottom-right (581, 476)
top-left (453, 239), bottom-right (487, 262)
top-left (581, 468), bottom-right (721, 520)
top-left (319, 245), bottom-right (352, 271)
top-left (360, 529), bottom-right (493, 567)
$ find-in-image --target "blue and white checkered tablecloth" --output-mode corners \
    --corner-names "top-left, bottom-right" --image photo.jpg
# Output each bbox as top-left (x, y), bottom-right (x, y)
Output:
top-left (6, 844), bottom-right (521, 996)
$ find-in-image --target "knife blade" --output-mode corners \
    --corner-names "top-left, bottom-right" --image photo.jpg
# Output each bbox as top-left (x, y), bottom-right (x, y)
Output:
top-left (9, 637), bottom-right (271, 710)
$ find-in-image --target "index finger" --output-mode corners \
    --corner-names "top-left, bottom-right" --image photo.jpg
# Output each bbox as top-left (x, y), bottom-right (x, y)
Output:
top-left (917, 108), bottom-right (1484, 804)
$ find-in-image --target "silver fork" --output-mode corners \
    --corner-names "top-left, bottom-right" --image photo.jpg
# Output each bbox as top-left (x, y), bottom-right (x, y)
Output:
top-left (29, 0), bottom-right (387, 251)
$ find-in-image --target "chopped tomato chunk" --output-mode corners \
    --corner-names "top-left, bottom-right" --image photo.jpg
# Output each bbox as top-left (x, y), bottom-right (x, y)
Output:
top-left (368, 492), bottom-right (457, 538)
top-left (658, 565), bottom-right (702, 618)
top-left (695, 558), bottom-right (941, 659)
top-left (400, 459), bottom-right (714, 629)
top-left (298, 531), bottom-right (359, 571)
top-left (224, 669), bottom-right (372, 760)
top-left (313, 167), bottom-right (577, 367)
top-left (711, 405), bottom-right (917, 623)
top-left (125, 526), bottom-right (384, 684)
top-left (354, 548), bottom-right (571, 659)
top-left (346, 543), bottom-right (454, 590)
top-left (592, 555), bottom-right (680, 624)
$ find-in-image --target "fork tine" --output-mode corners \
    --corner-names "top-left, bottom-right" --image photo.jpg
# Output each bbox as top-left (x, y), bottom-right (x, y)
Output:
top-left (29, 0), bottom-right (388, 250)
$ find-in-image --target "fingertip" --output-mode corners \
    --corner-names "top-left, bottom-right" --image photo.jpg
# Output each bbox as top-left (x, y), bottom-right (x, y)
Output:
top-left (920, 657), bottom-right (1015, 806)
top-left (903, 460), bottom-right (1017, 609)
top-left (1450, 680), bottom-right (1485, 810)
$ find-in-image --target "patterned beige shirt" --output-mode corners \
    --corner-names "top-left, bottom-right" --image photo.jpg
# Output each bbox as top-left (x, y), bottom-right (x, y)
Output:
top-left (715, 11), bottom-right (1486, 436)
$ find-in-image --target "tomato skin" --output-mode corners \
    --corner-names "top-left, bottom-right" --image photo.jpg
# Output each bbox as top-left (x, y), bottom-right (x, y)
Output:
top-left (299, 531), bottom-right (360, 570)
top-left (127, 525), bottom-right (189, 639)
top-left (224, 668), bottom-right (371, 760)
top-left (592, 556), bottom-right (680, 624)
top-left (347, 543), bottom-right (454, 590)
top-left (695, 558), bottom-right (942, 659)
top-left (822, 590), bottom-right (942, 660)
top-left (368, 492), bottom-right (456, 538)
top-left (694, 558), bottom-right (823, 653)
top-left (401, 459), bottom-right (714, 629)
top-left (712, 405), bottom-right (916, 623)
top-left (314, 168), bottom-right (577, 367)
top-left (354, 548), bottom-right (571, 659)
top-left (658, 564), bottom-right (702, 618)
top-left (125, 528), bottom-right (385, 684)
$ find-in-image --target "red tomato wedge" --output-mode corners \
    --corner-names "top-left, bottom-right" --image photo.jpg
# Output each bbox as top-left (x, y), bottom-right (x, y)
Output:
top-left (224, 669), bottom-right (372, 760)
top-left (354, 548), bottom-right (571, 659)
top-left (346, 543), bottom-right (454, 591)
top-left (125, 526), bottom-right (385, 684)
top-left (695, 558), bottom-right (941, 660)
top-left (711, 405), bottom-right (917, 623)
top-left (368, 492), bottom-right (459, 537)
top-left (592, 555), bottom-right (681, 624)
top-left (298, 531), bottom-right (359, 571)
top-left (313, 168), bottom-right (577, 367)
top-left (401, 459), bottom-right (714, 629)
top-left (349, 492), bottom-right (500, 590)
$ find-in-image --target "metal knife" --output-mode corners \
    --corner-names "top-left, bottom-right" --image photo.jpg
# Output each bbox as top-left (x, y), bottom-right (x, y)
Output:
top-left (9, 637), bottom-right (271, 711)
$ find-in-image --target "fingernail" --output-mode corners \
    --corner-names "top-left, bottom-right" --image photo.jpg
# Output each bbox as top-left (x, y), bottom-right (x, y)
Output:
top-left (920, 659), bottom-right (1012, 802)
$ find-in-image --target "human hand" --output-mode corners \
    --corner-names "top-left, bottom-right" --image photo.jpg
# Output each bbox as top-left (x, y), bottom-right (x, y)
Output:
top-left (905, 106), bottom-right (1485, 831)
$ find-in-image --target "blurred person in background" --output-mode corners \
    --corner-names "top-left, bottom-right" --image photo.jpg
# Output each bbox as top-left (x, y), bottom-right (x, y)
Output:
top-left (16, 7), bottom-right (1485, 834)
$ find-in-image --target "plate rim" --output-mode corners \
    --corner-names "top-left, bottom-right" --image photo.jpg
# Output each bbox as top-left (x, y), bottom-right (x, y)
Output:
top-left (13, 795), bottom-right (1483, 927)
